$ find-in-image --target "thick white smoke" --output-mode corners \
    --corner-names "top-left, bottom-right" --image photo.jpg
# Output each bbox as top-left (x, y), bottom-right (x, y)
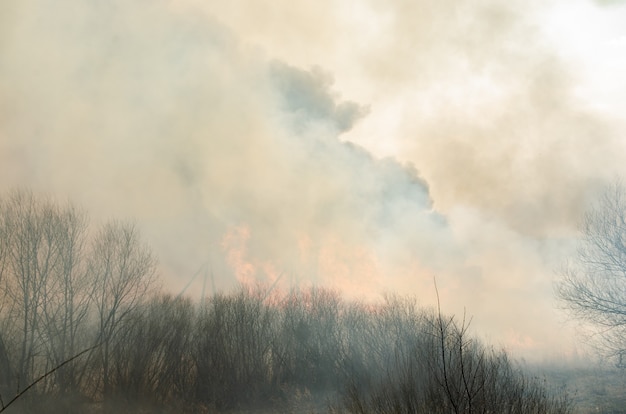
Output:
top-left (3, 0), bottom-right (626, 360)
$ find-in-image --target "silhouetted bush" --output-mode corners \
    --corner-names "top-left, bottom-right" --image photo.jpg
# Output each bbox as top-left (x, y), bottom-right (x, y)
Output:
top-left (193, 286), bottom-right (279, 409)
top-left (339, 305), bottom-right (573, 414)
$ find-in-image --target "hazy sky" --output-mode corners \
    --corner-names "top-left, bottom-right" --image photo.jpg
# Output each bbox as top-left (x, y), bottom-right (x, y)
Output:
top-left (2, 0), bottom-right (626, 361)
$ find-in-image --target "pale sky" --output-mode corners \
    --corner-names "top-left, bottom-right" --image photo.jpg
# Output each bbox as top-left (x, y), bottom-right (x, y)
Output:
top-left (2, 0), bottom-right (626, 362)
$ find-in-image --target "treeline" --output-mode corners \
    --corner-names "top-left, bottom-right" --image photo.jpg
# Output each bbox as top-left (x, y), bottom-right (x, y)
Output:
top-left (0, 190), bottom-right (573, 413)
top-left (0, 190), bottom-right (158, 412)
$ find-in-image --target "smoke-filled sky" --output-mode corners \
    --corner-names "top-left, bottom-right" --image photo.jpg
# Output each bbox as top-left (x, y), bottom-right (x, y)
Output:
top-left (2, 0), bottom-right (626, 361)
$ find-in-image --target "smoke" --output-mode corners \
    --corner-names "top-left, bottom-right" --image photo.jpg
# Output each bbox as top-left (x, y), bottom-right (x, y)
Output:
top-left (2, 0), bottom-right (625, 360)
top-left (0, 0), bottom-right (454, 296)
top-left (340, 0), bottom-right (626, 358)
top-left (595, 0), bottom-right (626, 5)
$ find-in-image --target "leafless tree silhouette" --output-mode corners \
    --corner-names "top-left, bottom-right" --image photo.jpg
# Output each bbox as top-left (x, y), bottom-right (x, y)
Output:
top-left (558, 181), bottom-right (626, 360)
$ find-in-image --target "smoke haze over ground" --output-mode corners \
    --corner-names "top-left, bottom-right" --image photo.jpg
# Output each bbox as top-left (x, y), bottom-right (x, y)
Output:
top-left (2, 0), bottom-right (626, 361)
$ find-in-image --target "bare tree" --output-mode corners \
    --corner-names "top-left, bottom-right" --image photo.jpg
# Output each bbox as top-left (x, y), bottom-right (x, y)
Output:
top-left (341, 293), bottom-right (573, 414)
top-left (0, 191), bottom-right (97, 397)
top-left (109, 294), bottom-right (195, 405)
top-left (38, 204), bottom-right (94, 392)
top-left (88, 221), bottom-right (158, 397)
top-left (0, 190), bottom-right (161, 409)
top-left (557, 181), bottom-right (626, 360)
top-left (0, 190), bottom-right (64, 389)
top-left (0, 193), bottom-right (13, 400)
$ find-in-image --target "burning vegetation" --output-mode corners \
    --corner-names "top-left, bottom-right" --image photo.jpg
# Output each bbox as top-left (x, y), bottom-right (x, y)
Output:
top-left (0, 190), bottom-right (572, 413)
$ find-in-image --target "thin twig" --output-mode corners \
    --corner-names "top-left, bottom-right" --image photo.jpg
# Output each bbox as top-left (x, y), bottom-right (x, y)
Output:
top-left (0, 343), bottom-right (100, 413)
